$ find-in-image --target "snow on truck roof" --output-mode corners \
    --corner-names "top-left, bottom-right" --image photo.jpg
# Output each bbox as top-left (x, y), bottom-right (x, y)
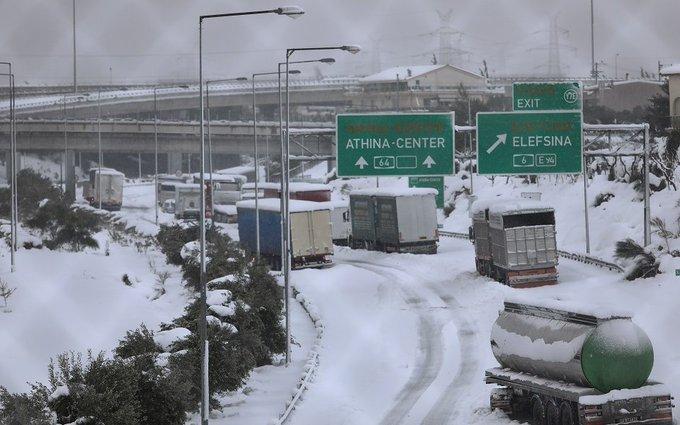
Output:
top-left (350, 187), bottom-right (438, 197)
top-left (93, 167), bottom-right (124, 176)
top-left (253, 182), bottom-right (331, 192)
top-left (236, 198), bottom-right (332, 213)
top-left (504, 295), bottom-right (632, 321)
top-left (191, 172), bottom-right (246, 182)
top-left (471, 198), bottom-right (553, 215)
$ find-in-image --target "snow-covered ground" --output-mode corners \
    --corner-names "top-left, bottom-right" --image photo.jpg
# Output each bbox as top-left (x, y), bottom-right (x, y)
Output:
top-left (5, 158), bottom-right (680, 424)
top-left (282, 173), bottom-right (680, 424)
top-left (0, 225), bottom-right (188, 393)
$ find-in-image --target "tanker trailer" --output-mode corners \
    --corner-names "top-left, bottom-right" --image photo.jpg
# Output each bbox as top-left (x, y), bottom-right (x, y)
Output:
top-left (485, 300), bottom-right (673, 425)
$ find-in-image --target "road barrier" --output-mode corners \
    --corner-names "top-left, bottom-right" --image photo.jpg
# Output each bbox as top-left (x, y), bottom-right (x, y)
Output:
top-left (438, 230), bottom-right (623, 273)
top-left (277, 288), bottom-right (324, 424)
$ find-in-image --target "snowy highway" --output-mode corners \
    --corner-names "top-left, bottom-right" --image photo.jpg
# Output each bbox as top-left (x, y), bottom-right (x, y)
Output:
top-left (287, 234), bottom-right (631, 425)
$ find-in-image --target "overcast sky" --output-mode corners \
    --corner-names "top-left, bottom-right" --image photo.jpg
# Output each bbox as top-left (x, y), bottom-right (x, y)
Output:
top-left (0, 0), bottom-right (678, 85)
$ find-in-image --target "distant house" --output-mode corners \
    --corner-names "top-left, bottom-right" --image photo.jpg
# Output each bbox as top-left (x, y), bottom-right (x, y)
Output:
top-left (361, 64), bottom-right (486, 92)
top-left (660, 64), bottom-right (680, 125)
top-left (354, 64), bottom-right (487, 111)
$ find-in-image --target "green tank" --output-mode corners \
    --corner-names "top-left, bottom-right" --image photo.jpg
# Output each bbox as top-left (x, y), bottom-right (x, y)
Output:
top-left (491, 301), bottom-right (654, 393)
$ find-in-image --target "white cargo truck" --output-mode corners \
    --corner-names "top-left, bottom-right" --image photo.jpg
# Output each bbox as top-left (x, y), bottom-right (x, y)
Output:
top-left (174, 183), bottom-right (201, 219)
top-left (320, 200), bottom-right (351, 245)
top-left (84, 168), bottom-right (124, 211)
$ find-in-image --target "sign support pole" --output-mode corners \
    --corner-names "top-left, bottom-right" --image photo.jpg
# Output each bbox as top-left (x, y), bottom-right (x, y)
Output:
top-left (583, 155), bottom-right (591, 254)
top-left (643, 124), bottom-right (651, 246)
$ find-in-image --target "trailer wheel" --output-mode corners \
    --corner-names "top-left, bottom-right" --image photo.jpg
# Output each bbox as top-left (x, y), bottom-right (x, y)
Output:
top-left (559, 401), bottom-right (575, 425)
top-left (530, 395), bottom-right (545, 425)
top-left (545, 400), bottom-right (559, 425)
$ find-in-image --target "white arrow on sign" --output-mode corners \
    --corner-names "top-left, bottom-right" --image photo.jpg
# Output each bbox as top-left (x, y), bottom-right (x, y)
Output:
top-left (355, 156), bottom-right (369, 169)
top-left (423, 156), bottom-right (436, 168)
top-left (486, 133), bottom-right (507, 154)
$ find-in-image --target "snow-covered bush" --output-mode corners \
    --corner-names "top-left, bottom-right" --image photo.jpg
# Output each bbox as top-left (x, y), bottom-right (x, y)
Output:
top-left (0, 169), bottom-right (63, 220)
top-left (156, 226), bottom-right (286, 406)
top-left (592, 192), bottom-right (615, 207)
top-left (156, 224), bottom-right (200, 266)
top-left (0, 384), bottom-right (52, 424)
top-left (26, 202), bottom-right (102, 251)
top-left (615, 238), bottom-right (660, 280)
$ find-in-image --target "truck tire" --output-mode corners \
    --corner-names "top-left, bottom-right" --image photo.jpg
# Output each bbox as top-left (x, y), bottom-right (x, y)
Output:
top-left (530, 395), bottom-right (545, 425)
top-left (545, 400), bottom-right (559, 425)
top-left (559, 401), bottom-right (575, 425)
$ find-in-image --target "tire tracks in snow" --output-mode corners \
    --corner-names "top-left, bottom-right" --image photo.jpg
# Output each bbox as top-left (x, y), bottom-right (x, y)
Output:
top-left (338, 257), bottom-right (477, 425)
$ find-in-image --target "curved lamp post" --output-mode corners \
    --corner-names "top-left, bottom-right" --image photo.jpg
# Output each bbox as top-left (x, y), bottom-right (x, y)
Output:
top-left (281, 45), bottom-right (360, 364)
top-left (197, 6), bottom-right (304, 424)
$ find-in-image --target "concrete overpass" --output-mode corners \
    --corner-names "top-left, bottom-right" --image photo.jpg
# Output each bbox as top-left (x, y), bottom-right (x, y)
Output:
top-left (0, 78), bottom-right (360, 120)
top-left (0, 118), bottom-right (334, 176)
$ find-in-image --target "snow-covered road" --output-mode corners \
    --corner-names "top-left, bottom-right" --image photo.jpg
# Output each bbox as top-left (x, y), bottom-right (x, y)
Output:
top-left (287, 235), bottom-right (635, 425)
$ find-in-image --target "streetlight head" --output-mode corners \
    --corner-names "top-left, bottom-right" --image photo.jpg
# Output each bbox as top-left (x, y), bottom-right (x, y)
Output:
top-left (342, 45), bottom-right (362, 54)
top-left (289, 70), bottom-right (302, 75)
top-left (235, 77), bottom-right (248, 81)
top-left (319, 57), bottom-right (336, 64)
top-left (277, 6), bottom-right (305, 19)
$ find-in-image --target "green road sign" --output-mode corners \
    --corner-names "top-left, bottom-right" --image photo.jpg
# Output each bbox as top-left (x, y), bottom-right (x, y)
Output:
top-left (408, 176), bottom-right (445, 208)
top-left (336, 113), bottom-right (454, 177)
top-left (513, 82), bottom-right (582, 111)
top-left (477, 111), bottom-right (582, 175)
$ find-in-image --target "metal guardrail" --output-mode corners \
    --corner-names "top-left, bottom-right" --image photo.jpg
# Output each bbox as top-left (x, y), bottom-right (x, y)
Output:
top-left (277, 288), bottom-right (324, 424)
top-left (438, 230), bottom-right (624, 273)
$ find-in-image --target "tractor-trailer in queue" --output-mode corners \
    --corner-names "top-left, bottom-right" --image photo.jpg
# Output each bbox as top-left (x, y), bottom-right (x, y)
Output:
top-left (259, 182), bottom-right (332, 202)
top-left (470, 199), bottom-right (558, 287)
top-left (83, 167), bottom-right (124, 211)
top-left (349, 187), bottom-right (438, 254)
top-left (486, 300), bottom-right (673, 425)
top-left (236, 199), bottom-right (333, 270)
top-left (319, 200), bottom-right (352, 245)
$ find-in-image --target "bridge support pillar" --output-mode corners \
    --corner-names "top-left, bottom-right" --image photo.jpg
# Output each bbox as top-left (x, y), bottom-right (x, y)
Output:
top-left (168, 152), bottom-right (182, 175)
top-left (64, 150), bottom-right (76, 203)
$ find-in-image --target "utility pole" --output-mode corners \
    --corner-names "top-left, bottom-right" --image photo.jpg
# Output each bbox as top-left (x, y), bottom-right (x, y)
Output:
top-left (590, 0), bottom-right (595, 79)
top-left (73, 0), bottom-right (77, 93)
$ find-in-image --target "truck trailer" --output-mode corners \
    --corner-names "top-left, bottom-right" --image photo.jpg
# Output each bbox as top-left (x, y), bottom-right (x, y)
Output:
top-left (83, 168), bottom-right (124, 211)
top-left (349, 188), bottom-right (438, 254)
top-left (174, 184), bottom-right (201, 219)
top-left (236, 199), bottom-right (333, 270)
top-left (259, 182), bottom-right (332, 202)
top-left (192, 172), bottom-right (245, 205)
top-left (320, 200), bottom-right (352, 245)
top-left (486, 301), bottom-right (673, 425)
top-left (470, 199), bottom-right (558, 287)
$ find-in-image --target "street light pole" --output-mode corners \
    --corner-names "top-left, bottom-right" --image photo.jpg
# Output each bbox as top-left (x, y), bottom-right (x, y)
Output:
top-left (198, 7), bottom-right (304, 424)
top-left (73, 0), bottom-right (77, 94)
top-left (282, 45), bottom-right (360, 365)
top-left (252, 70), bottom-right (300, 260)
top-left (205, 77), bottom-right (248, 215)
top-left (97, 89), bottom-right (102, 210)
top-left (154, 87), bottom-right (159, 225)
top-left (1, 63), bottom-right (16, 271)
top-left (590, 0), bottom-right (595, 79)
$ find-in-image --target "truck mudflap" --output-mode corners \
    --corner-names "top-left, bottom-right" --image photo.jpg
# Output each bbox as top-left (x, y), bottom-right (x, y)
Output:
top-left (384, 240), bottom-right (438, 255)
top-left (507, 267), bottom-right (558, 288)
top-left (578, 393), bottom-right (674, 425)
top-left (292, 254), bottom-right (333, 270)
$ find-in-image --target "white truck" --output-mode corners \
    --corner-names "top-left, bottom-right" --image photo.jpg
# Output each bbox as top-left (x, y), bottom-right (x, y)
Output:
top-left (84, 168), bottom-right (124, 211)
top-left (174, 183), bottom-right (201, 219)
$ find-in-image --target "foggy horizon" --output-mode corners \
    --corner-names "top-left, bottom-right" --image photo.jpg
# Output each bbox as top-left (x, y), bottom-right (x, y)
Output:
top-left (1, 0), bottom-right (679, 85)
